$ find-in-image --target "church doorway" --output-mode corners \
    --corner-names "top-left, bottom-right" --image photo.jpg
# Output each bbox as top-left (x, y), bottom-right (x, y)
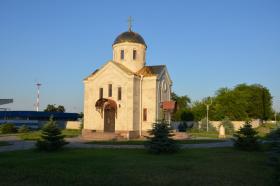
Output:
top-left (104, 106), bottom-right (115, 132)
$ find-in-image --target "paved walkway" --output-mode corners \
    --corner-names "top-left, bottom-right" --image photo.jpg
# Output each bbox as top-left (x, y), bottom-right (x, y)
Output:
top-left (0, 135), bottom-right (234, 153)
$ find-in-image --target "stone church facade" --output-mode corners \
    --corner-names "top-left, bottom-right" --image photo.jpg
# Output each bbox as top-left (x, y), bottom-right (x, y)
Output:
top-left (83, 27), bottom-right (174, 139)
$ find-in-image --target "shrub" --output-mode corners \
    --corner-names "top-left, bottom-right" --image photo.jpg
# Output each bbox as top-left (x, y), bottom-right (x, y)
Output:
top-left (0, 123), bottom-right (17, 134)
top-left (233, 122), bottom-right (259, 151)
top-left (256, 123), bottom-right (277, 138)
top-left (178, 122), bottom-right (187, 132)
top-left (145, 121), bottom-right (179, 154)
top-left (220, 117), bottom-right (234, 135)
top-left (180, 110), bottom-right (194, 121)
top-left (36, 118), bottom-right (68, 151)
top-left (79, 118), bottom-right (84, 131)
top-left (18, 125), bottom-right (30, 133)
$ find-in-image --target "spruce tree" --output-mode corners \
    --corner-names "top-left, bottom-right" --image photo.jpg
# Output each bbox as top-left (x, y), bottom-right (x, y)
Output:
top-left (233, 122), bottom-right (259, 151)
top-left (145, 120), bottom-right (179, 154)
top-left (36, 117), bottom-right (68, 151)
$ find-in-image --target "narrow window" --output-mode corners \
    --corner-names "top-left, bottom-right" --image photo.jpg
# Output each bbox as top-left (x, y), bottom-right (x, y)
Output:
top-left (143, 108), bottom-right (147, 121)
top-left (99, 88), bottom-right (103, 99)
top-left (108, 84), bottom-right (112, 97)
top-left (120, 50), bottom-right (124, 60)
top-left (133, 50), bottom-right (137, 60)
top-left (118, 87), bottom-right (122, 100)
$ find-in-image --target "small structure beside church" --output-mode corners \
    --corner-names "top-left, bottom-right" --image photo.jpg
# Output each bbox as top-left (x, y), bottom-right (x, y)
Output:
top-left (83, 22), bottom-right (174, 139)
top-left (219, 124), bottom-right (226, 138)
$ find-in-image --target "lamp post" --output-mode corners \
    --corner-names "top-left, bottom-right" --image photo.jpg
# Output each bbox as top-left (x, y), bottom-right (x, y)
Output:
top-left (205, 98), bottom-right (212, 132)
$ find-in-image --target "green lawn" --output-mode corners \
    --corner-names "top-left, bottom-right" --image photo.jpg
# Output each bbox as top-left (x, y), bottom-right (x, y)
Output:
top-left (0, 148), bottom-right (275, 186)
top-left (86, 139), bottom-right (226, 145)
top-left (19, 129), bottom-right (81, 140)
top-left (0, 141), bottom-right (10, 146)
top-left (187, 131), bottom-right (233, 139)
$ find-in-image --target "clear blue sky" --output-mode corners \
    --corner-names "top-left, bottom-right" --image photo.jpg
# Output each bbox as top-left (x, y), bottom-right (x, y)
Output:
top-left (0, 0), bottom-right (279, 113)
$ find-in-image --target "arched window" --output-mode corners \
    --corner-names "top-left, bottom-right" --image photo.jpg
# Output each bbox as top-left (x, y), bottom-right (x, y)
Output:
top-left (120, 50), bottom-right (124, 60)
top-left (133, 50), bottom-right (137, 60)
top-left (118, 87), bottom-right (122, 100)
top-left (99, 88), bottom-right (103, 99)
top-left (143, 108), bottom-right (147, 121)
top-left (108, 84), bottom-right (112, 97)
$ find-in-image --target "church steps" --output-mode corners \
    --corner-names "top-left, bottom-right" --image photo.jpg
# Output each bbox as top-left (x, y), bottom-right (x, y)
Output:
top-left (82, 130), bottom-right (127, 140)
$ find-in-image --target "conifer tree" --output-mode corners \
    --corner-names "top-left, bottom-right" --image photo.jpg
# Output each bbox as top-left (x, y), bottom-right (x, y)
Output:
top-left (145, 120), bottom-right (179, 154)
top-left (36, 117), bottom-right (68, 151)
top-left (233, 122), bottom-right (259, 151)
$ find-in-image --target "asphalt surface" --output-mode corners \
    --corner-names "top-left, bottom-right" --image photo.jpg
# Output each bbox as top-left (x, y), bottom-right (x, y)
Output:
top-left (0, 135), bottom-right (234, 152)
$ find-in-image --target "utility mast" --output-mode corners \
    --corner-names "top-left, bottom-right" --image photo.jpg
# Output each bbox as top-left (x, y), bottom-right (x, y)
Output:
top-left (35, 83), bottom-right (42, 112)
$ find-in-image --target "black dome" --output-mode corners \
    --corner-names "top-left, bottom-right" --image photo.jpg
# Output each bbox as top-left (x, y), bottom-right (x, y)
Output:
top-left (113, 31), bottom-right (147, 47)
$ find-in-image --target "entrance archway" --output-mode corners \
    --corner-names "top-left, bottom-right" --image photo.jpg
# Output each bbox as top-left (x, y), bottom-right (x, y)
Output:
top-left (95, 98), bottom-right (117, 132)
top-left (104, 105), bottom-right (115, 132)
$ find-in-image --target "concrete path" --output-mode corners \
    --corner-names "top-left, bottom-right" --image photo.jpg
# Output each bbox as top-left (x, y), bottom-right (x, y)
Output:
top-left (0, 135), bottom-right (234, 153)
top-left (0, 135), bottom-right (35, 152)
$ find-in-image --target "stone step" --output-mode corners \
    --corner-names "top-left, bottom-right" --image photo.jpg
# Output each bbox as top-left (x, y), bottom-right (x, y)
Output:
top-left (172, 132), bottom-right (189, 140)
top-left (82, 130), bottom-right (127, 140)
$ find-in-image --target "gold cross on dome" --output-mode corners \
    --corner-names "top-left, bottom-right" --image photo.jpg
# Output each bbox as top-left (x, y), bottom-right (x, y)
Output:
top-left (128, 16), bottom-right (133, 31)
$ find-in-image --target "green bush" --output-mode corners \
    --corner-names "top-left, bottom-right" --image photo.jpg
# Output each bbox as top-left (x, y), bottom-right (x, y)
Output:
top-left (36, 118), bottom-right (68, 151)
top-left (18, 125), bottom-right (30, 133)
top-left (233, 122), bottom-right (259, 151)
top-left (220, 117), bottom-right (234, 135)
top-left (256, 123), bottom-right (277, 138)
top-left (178, 122), bottom-right (187, 132)
top-left (180, 110), bottom-right (194, 121)
top-left (0, 123), bottom-right (17, 134)
top-left (145, 121), bottom-right (179, 154)
top-left (79, 119), bottom-right (84, 131)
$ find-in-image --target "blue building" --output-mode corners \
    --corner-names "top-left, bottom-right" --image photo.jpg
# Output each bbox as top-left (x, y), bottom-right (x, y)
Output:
top-left (0, 111), bottom-right (81, 129)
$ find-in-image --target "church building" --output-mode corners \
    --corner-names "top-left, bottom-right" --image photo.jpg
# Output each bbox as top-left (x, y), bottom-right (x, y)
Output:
top-left (83, 24), bottom-right (174, 139)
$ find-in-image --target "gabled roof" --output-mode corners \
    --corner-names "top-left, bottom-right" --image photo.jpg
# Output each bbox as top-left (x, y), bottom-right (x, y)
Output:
top-left (83, 61), bottom-right (136, 81)
top-left (112, 62), bottom-right (135, 75)
top-left (84, 62), bottom-right (167, 81)
top-left (136, 65), bottom-right (165, 77)
top-left (84, 69), bottom-right (99, 80)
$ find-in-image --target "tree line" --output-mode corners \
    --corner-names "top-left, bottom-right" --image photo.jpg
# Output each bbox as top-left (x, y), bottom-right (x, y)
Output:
top-left (44, 104), bottom-right (65, 112)
top-left (172, 83), bottom-right (278, 122)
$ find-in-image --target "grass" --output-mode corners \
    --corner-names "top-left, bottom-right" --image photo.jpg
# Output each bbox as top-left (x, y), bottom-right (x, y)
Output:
top-left (61, 129), bottom-right (81, 137)
top-left (19, 129), bottom-right (81, 140)
top-left (0, 148), bottom-right (275, 186)
top-left (0, 141), bottom-right (10, 146)
top-left (86, 139), bottom-right (226, 145)
top-left (187, 131), bottom-right (233, 139)
top-left (187, 123), bottom-right (278, 140)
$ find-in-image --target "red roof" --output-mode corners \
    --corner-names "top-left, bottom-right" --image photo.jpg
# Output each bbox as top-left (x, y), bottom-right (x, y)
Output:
top-left (162, 101), bottom-right (176, 110)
